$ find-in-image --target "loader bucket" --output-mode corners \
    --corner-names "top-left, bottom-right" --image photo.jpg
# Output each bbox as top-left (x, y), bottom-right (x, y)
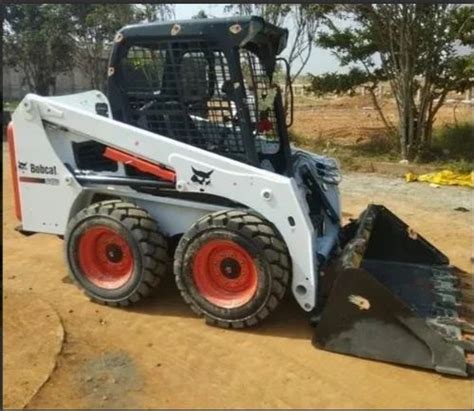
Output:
top-left (313, 204), bottom-right (474, 377)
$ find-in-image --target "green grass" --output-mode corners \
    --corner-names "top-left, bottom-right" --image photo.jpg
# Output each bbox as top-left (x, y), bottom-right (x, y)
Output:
top-left (290, 123), bottom-right (474, 173)
top-left (432, 122), bottom-right (474, 160)
top-left (346, 133), bottom-right (399, 160)
top-left (414, 122), bottom-right (474, 172)
top-left (289, 129), bottom-right (398, 171)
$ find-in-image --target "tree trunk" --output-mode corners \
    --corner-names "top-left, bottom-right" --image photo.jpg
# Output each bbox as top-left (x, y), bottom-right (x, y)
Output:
top-left (424, 120), bottom-right (433, 147)
top-left (35, 81), bottom-right (50, 96)
top-left (367, 86), bottom-right (396, 134)
top-left (397, 99), bottom-right (408, 159)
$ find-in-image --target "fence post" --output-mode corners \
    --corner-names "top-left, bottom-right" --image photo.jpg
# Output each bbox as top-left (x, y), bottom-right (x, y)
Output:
top-left (466, 87), bottom-right (472, 101)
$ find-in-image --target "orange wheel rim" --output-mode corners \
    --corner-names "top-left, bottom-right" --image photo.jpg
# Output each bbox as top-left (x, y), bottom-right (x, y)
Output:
top-left (192, 239), bottom-right (258, 308)
top-left (77, 226), bottom-right (133, 289)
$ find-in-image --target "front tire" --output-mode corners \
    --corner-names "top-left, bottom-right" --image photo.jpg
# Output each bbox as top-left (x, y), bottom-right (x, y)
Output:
top-left (174, 210), bottom-right (291, 328)
top-left (65, 200), bottom-right (169, 306)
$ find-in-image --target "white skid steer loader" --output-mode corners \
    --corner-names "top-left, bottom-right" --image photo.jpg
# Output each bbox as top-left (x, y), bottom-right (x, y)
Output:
top-left (7, 17), bottom-right (473, 376)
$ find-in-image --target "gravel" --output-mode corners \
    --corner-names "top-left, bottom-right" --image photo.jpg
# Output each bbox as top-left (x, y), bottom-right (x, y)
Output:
top-left (340, 171), bottom-right (472, 212)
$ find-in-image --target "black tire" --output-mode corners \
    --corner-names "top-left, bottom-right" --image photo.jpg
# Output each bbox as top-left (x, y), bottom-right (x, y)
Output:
top-left (65, 200), bottom-right (169, 306)
top-left (174, 209), bottom-right (291, 328)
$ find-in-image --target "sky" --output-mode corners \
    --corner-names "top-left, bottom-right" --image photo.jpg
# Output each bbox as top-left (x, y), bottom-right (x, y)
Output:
top-left (174, 3), bottom-right (345, 76)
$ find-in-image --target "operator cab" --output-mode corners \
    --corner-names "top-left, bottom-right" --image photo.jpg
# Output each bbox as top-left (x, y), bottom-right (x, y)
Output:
top-left (107, 16), bottom-right (293, 175)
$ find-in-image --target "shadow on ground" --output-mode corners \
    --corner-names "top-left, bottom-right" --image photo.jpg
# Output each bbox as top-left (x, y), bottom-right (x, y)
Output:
top-left (127, 274), bottom-right (313, 341)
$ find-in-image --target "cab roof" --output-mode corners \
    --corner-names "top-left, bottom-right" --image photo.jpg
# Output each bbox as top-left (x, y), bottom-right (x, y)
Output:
top-left (118, 16), bottom-right (289, 55)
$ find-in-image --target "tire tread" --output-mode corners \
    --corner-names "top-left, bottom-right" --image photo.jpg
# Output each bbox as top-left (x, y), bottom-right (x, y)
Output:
top-left (66, 200), bottom-right (168, 306)
top-left (174, 210), bottom-right (291, 329)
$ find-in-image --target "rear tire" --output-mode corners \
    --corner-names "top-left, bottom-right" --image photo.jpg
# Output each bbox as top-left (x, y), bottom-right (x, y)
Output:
top-left (65, 200), bottom-right (169, 306)
top-left (174, 210), bottom-right (291, 328)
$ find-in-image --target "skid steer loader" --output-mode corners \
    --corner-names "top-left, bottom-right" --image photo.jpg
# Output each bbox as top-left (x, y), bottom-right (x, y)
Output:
top-left (7, 16), bottom-right (473, 377)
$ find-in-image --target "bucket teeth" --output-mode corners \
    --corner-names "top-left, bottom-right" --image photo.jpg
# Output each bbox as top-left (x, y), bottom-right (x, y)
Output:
top-left (432, 271), bottom-right (473, 317)
top-left (429, 277), bottom-right (474, 352)
top-left (432, 267), bottom-right (459, 283)
top-left (433, 279), bottom-right (459, 294)
top-left (456, 340), bottom-right (474, 353)
top-left (465, 353), bottom-right (474, 376)
top-left (431, 306), bottom-right (458, 320)
top-left (434, 293), bottom-right (459, 309)
top-left (459, 303), bottom-right (474, 320)
top-left (454, 269), bottom-right (474, 301)
top-left (460, 277), bottom-right (474, 288)
top-left (454, 270), bottom-right (474, 288)
top-left (439, 325), bottom-right (461, 340)
top-left (460, 320), bottom-right (474, 334)
top-left (461, 289), bottom-right (474, 304)
top-left (433, 317), bottom-right (474, 333)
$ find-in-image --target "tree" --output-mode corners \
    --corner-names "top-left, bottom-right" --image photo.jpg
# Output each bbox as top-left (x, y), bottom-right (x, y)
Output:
top-left (135, 4), bottom-right (175, 22)
top-left (69, 4), bottom-right (175, 91)
top-left (3, 4), bottom-right (175, 95)
top-left (224, 4), bottom-right (331, 81)
top-left (309, 4), bottom-right (474, 160)
top-left (3, 5), bottom-right (75, 95)
top-left (192, 10), bottom-right (208, 19)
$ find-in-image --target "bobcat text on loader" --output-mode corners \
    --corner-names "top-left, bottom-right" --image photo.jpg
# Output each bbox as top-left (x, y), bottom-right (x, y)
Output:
top-left (7, 16), bottom-right (473, 377)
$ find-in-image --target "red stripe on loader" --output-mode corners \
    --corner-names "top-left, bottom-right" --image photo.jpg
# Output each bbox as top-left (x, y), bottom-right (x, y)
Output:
top-left (103, 147), bottom-right (176, 183)
top-left (7, 122), bottom-right (22, 221)
top-left (19, 177), bottom-right (46, 184)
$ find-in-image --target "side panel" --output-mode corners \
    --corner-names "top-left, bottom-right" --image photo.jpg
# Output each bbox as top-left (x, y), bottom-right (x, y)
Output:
top-left (135, 198), bottom-right (223, 237)
top-left (12, 92), bottom-right (319, 311)
top-left (11, 103), bottom-right (83, 235)
top-left (68, 187), bottom-right (226, 238)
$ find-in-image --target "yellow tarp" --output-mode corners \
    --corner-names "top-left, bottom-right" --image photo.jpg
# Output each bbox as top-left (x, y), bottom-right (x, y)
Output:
top-left (405, 170), bottom-right (473, 188)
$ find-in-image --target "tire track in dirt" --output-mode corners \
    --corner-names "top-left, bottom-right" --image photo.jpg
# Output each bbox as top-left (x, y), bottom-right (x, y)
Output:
top-left (4, 292), bottom-right (65, 409)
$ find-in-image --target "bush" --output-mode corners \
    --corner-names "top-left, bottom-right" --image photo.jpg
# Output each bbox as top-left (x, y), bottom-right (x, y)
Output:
top-left (348, 133), bottom-right (398, 159)
top-left (431, 122), bottom-right (474, 162)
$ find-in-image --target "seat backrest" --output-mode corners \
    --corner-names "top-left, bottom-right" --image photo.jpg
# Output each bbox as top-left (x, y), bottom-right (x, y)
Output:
top-left (161, 101), bottom-right (206, 147)
top-left (134, 100), bottom-right (206, 149)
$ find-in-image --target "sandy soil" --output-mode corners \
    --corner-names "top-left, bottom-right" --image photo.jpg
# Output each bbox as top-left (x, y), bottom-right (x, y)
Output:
top-left (292, 95), bottom-right (473, 145)
top-left (3, 292), bottom-right (64, 409)
top-left (3, 148), bottom-right (473, 409)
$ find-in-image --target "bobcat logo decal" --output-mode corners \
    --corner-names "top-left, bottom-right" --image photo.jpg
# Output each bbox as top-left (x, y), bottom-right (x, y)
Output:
top-left (18, 161), bottom-right (28, 172)
top-left (191, 167), bottom-right (214, 192)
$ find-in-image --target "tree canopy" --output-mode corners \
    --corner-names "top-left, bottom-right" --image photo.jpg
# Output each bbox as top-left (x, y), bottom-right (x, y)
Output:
top-left (224, 4), bottom-right (333, 81)
top-left (4, 5), bottom-right (76, 95)
top-left (309, 4), bottom-right (474, 159)
top-left (3, 4), bottom-right (175, 94)
top-left (69, 4), bottom-right (174, 91)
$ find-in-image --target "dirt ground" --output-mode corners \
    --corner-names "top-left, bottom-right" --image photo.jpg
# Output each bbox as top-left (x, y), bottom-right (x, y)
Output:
top-left (292, 95), bottom-right (473, 146)
top-left (3, 146), bottom-right (473, 409)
